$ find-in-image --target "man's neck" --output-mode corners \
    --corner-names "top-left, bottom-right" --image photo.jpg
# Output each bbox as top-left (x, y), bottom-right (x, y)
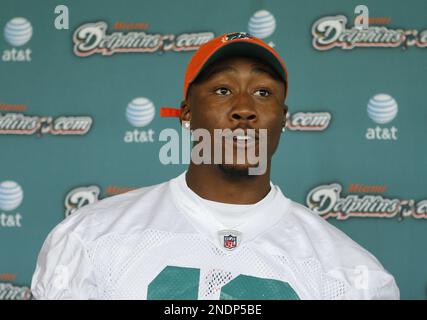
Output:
top-left (185, 163), bottom-right (272, 204)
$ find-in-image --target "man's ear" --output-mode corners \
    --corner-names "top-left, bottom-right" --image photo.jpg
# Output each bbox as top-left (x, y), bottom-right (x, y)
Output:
top-left (282, 103), bottom-right (288, 127)
top-left (179, 100), bottom-right (191, 126)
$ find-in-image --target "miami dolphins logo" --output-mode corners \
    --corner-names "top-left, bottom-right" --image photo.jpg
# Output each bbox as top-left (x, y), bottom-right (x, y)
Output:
top-left (222, 32), bottom-right (253, 42)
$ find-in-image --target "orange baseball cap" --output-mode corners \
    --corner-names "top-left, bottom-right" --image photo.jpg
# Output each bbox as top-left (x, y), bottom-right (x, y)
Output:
top-left (160, 32), bottom-right (288, 117)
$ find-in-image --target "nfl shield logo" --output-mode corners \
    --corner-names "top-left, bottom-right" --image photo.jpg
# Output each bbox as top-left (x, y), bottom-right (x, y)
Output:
top-left (218, 230), bottom-right (242, 250)
top-left (224, 234), bottom-right (237, 249)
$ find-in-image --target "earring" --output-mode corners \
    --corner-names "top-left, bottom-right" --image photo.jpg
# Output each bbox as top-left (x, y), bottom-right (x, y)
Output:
top-left (281, 126), bottom-right (286, 133)
top-left (182, 121), bottom-right (190, 129)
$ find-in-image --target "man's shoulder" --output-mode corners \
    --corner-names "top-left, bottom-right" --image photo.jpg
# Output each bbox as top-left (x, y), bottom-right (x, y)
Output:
top-left (52, 179), bottom-right (176, 243)
top-left (283, 199), bottom-right (385, 270)
top-left (76, 180), bottom-right (167, 216)
top-left (278, 199), bottom-right (399, 299)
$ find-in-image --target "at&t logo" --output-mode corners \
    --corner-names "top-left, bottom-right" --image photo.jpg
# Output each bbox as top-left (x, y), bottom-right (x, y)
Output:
top-left (365, 93), bottom-right (398, 140)
top-left (124, 97), bottom-right (156, 143)
top-left (2, 17), bottom-right (32, 62)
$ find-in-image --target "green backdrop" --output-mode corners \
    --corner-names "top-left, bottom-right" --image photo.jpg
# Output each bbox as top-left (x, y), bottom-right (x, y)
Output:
top-left (0, 0), bottom-right (426, 300)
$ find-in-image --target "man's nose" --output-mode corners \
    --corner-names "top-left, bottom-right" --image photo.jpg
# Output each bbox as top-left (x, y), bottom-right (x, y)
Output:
top-left (230, 94), bottom-right (257, 122)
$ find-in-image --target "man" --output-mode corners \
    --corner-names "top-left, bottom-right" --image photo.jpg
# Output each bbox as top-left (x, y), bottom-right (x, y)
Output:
top-left (31, 32), bottom-right (399, 299)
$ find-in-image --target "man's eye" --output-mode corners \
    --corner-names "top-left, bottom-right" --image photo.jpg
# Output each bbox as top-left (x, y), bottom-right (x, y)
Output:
top-left (254, 89), bottom-right (270, 97)
top-left (214, 87), bottom-right (231, 95)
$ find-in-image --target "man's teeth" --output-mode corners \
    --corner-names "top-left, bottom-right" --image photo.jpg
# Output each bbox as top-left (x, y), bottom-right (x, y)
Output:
top-left (235, 135), bottom-right (252, 141)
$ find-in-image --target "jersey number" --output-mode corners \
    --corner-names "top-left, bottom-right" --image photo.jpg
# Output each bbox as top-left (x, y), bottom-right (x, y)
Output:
top-left (147, 266), bottom-right (299, 300)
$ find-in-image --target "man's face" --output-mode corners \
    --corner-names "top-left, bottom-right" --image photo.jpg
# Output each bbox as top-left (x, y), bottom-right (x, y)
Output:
top-left (185, 56), bottom-right (287, 175)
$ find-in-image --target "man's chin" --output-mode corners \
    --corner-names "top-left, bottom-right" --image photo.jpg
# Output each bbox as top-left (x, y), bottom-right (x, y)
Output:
top-left (217, 163), bottom-right (253, 177)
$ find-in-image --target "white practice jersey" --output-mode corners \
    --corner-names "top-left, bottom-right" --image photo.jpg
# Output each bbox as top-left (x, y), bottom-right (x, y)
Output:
top-left (31, 171), bottom-right (399, 300)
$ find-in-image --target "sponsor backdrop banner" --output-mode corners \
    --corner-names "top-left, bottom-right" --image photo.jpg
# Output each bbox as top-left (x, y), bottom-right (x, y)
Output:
top-left (0, 0), bottom-right (426, 299)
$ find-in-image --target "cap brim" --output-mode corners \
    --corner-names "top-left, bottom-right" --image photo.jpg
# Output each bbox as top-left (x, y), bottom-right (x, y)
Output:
top-left (194, 41), bottom-right (287, 84)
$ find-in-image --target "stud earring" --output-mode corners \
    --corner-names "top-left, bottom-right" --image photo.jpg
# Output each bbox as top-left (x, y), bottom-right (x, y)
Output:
top-left (182, 121), bottom-right (191, 129)
top-left (282, 126), bottom-right (286, 133)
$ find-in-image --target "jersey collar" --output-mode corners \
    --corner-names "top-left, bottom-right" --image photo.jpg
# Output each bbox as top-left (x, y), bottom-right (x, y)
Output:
top-left (169, 170), bottom-right (291, 251)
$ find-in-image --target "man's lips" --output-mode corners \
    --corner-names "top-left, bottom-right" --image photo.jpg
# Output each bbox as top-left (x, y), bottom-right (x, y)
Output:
top-left (231, 136), bottom-right (257, 149)
top-left (222, 128), bottom-right (259, 140)
top-left (222, 128), bottom-right (259, 148)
